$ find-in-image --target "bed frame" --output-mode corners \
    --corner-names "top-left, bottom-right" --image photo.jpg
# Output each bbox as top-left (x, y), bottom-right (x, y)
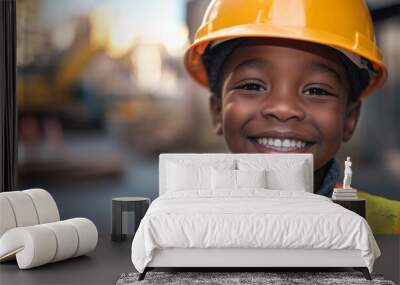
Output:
top-left (140, 248), bottom-right (371, 280)
top-left (138, 154), bottom-right (371, 281)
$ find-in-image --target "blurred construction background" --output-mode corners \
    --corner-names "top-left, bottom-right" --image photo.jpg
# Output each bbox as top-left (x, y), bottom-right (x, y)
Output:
top-left (17, 0), bottom-right (219, 227)
top-left (16, 0), bottom-right (399, 233)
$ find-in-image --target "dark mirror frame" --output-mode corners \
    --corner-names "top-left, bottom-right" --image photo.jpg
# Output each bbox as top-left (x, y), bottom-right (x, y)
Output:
top-left (0, 0), bottom-right (17, 192)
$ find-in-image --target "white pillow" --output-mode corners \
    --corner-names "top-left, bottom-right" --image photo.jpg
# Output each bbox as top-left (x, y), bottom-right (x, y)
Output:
top-left (237, 159), bottom-right (309, 191)
top-left (211, 168), bottom-right (268, 190)
top-left (167, 162), bottom-right (211, 191)
top-left (211, 168), bottom-right (236, 190)
top-left (266, 161), bottom-right (307, 191)
top-left (236, 169), bottom-right (267, 189)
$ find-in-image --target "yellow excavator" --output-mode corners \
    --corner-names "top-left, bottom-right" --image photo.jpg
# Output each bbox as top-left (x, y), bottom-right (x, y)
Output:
top-left (17, 10), bottom-right (110, 116)
top-left (17, 10), bottom-right (125, 182)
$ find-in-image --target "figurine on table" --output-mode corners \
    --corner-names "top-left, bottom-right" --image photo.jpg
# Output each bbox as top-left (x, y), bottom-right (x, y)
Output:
top-left (343, 156), bottom-right (352, 190)
top-left (332, 156), bottom-right (357, 200)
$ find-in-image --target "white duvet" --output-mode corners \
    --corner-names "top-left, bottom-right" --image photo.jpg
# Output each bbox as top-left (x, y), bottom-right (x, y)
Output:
top-left (131, 190), bottom-right (380, 273)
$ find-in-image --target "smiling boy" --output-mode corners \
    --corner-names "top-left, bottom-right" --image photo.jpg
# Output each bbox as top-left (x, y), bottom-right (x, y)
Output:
top-left (184, 0), bottom-right (387, 196)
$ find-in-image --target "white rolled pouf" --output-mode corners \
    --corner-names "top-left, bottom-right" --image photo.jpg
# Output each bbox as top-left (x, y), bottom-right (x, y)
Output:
top-left (23, 189), bottom-right (60, 224)
top-left (42, 220), bottom-right (79, 262)
top-left (0, 195), bottom-right (17, 237)
top-left (66, 218), bottom-right (98, 257)
top-left (0, 189), bottom-right (98, 269)
top-left (0, 219), bottom-right (98, 269)
top-left (0, 226), bottom-right (57, 269)
top-left (1, 192), bottom-right (39, 227)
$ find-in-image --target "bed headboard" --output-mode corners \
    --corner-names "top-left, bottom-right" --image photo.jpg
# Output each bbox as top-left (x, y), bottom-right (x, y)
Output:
top-left (159, 153), bottom-right (314, 195)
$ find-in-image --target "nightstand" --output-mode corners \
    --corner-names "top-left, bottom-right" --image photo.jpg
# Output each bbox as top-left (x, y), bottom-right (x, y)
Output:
top-left (332, 198), bottom-right (366, 218)
top-left (111, 197), bottom-right (150, 242)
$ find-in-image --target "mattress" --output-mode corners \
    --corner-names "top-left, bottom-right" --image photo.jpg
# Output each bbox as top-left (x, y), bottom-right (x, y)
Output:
top-left (131, 190), bottom-right (380, 273)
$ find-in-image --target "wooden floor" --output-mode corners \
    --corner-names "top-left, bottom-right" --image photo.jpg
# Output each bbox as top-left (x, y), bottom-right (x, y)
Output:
top-left (0, 235), bottom-right (133, 285)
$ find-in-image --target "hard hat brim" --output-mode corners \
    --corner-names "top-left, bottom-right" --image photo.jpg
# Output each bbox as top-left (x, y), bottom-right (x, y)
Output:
top-left (184, 24), bottom-right (388, 98)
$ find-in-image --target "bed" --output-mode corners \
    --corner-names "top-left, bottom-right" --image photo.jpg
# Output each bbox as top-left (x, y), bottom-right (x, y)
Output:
top-left (131, 153), bottom-right (380, 281)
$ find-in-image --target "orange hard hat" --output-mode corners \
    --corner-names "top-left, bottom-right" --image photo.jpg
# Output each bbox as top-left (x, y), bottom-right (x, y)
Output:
top-left (184, 0), bottom-right (388, 98)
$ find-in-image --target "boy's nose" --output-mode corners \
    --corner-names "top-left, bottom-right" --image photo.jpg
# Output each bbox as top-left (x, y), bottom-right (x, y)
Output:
top-left (260, 91), bottom-right (306, 122)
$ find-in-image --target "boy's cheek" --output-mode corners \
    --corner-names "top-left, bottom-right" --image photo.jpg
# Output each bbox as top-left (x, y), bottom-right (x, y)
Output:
top-left (222, 100), bottom-right (257, 132)
top-left (221, 101), bottom-right (255, 151)
top-left (309, 108), bottom-right (345, 168)
top-left (312, 107), bottom-right (345, 141)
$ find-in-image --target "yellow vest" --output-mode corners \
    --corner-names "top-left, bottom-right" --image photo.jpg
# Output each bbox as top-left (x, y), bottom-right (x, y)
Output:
top-left (358, 191), bottom-right (400, 235)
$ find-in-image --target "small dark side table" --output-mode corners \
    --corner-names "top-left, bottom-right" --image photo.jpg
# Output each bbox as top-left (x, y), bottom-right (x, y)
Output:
top-left (332, 198), bottom-right (366, 218)
top-left (112, 197), bottom-right (150, 242)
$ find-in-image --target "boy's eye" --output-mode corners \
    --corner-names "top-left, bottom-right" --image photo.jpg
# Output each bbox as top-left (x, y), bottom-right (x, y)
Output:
top-left (234, 82), bottom-right (266, 92)
top-left (303, 87), bottom-right (332, 96)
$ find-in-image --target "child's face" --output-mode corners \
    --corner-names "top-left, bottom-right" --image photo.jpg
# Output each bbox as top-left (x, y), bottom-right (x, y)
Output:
top-left (210, 38), bottom-right (361, 171)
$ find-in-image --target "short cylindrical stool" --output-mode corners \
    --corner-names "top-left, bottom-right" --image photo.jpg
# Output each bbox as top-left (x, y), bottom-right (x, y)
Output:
top-left (111, 197), bottom-right (150, 242)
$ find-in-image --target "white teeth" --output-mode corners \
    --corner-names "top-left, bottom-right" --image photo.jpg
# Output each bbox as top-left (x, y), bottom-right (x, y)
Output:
top-left (282, 139), bottom-right (291, 147)
top-left (274, 139), bottom-right (282, 147)
top-left (255, 137), bottom-right (308, 151)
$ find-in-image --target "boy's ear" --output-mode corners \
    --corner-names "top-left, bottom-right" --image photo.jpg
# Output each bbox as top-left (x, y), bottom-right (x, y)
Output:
top-left (209, 94), bottom-right (223, 136)
top-left (342, 99), bottom-right (362, 142)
